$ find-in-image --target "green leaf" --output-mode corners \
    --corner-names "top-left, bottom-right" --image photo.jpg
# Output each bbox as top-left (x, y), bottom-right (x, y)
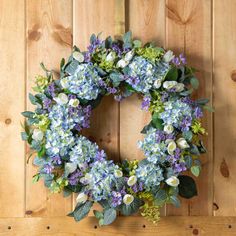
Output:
top-left (110, 73), bottom-right (124, 86)
top-left (73, 201), bottom-right (93, 222)
top-left (133, 39), bottom-right (142, 48)
top-left (203, 105), bottom-right (215, 112)
top-left (140, 122), bottom-right (153, 134)
top-left (196, 98), bottom-right (209, 105)
top-left (151, 112), bottom-right (164, 130)
top-left (103, 208), bottom-right (117, 225)
top-left (60, 58), bottom-right (65, 70)
top-left (32, 174), bottom-right (40, 183)
top-left (121, 197), bottom-right (143, 216)
top-left (63, 188), bottom-right (72, 197)
top-left (29, 93), bottom-right (37, 105)
top-left (123, 31), bottom-right (132, 44)
top-left (21, 132), bottom-right (28, 141)
top-left (178, 175), bottom-right (198, 199)
top-left (183, 130), bottom-right (193, 141)
top-left (180, 88), bottom-right (193, 96)
top-left (65, 60), bottom-right (79, 75)
top-left (184, 155), bottom-right (192, 169)
top-left (190, 144), bottom-right (200, 155)
top-left (21, 111), bottom-right (35, 118)
top-left (165, 67), bottom-right (178, 81)
top-left (90, 34), bottom-right (97, 44)
top-left (154, 189), bottom-right (168, 201)
top-left (190, 77), bottom-right (199, 89)
top-left (191, 166), bottom-right (201, 177)
top-left (93, 210), bottom-right (103, 220)
top-left (170, 195), bottom-right (180, 208)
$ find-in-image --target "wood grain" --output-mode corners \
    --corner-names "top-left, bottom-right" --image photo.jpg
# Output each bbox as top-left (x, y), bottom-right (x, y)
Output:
top-left (0, 216), bottom-right (236, 236)
top-left (26, 0), bottom-right (73, 217)
top-left (0, 0), bottom-right (25, 217)
top-left (165, 0), bottom-right (213, 216)
top-left (213, 0), bottom-right (236, 216)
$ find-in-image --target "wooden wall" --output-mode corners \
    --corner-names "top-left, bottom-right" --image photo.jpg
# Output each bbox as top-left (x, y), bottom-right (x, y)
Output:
top-left (0, 0), bottom-right (236, 235)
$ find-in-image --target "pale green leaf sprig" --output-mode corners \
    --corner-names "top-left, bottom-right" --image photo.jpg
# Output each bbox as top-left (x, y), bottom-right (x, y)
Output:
top-left (140, 203), bottom-right (160, 224)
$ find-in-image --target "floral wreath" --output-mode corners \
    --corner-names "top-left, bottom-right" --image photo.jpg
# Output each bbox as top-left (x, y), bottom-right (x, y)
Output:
top-left (22, 32), bottom-right (211, 226)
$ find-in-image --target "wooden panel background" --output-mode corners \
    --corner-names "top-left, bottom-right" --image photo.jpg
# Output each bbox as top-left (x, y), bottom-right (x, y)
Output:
top-left (0, 0), bottom-right (236, 235)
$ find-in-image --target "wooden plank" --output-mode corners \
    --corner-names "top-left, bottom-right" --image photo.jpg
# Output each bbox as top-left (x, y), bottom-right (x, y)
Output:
top-left (73, 0), bottom-right (124, 161)
top-left (0, 0), bottom-right (25, 217)
top-left (213, 0), bottom-right (236, 216)
top-left (120, 0), bottom-right (166, 161)
top-left (26, 0), bottom-right (73, 217)
top-left (0, 216), bottom-right (235, 235)
top-left (165, 0), bottom-right (213, 216)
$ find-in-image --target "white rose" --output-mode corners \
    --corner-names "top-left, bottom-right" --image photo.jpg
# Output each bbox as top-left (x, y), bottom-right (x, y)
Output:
top-left (125, 50), bottom-right (134, 61)
top-left (166, 176), bottom-right (179, 187)
top-left (177, 138), bottom-right (190, 149)
top-left (164, 124), bottom-right (174, 134)
top-left (123, 194), bottom-right (134, 205)
top-left (174, 83), bottom-right (185, 92)
top-left (153, 79), bottom-right (162, 89)
top-left (114, 169), bottom-right (123, 178)
top-left (163, 50), bottom-right (175, 62)
top-left (167, 140), bottom-right (177, 155)
top-left (54, 93), bottom-right (68, 105)
top-left (76, 192), bottom-right (88, 204)
top-left (106, 52), bottom-right (116, 62)
top-left (60, 78), bottom-right (69, 89)
top-left (69, 98), bottom-right (80, 107)
top-left (32, 129), bottom-right (44, 141)
top-left (163, 81), bottom-right (178, 90)
top-left (117, 59), bottom-right (129, 68)
top-left (73, 51), bottom-right (84, 62)
top-left (127, 176), bottom-right (137, 186)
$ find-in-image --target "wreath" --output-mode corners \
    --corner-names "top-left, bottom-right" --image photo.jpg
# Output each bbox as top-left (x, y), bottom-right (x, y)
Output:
top-left (21, 32), bottom-right (211, 226)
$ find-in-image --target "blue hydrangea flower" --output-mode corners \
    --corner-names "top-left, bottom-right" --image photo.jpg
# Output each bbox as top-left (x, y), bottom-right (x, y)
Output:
top-left (136, 162), bottom-right (164, 191)
top-left (69, 136), bottom-right (106, 165)
top-left (63, 63), bottom-right (102, 100)
top-left (159, 99), bottom-right (193, 131)
top-left (138, 128), bottom-right (169, 164)
top-left (45, 128), bottom-right (75, 157)
top-left (81, 159), bottom-right (119, 201)
top-left (126, 56), bottom-right (169, 93)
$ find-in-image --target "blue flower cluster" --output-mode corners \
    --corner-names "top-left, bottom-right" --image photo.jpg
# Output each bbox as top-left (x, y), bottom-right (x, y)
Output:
top-left (136, 162), bottom-right (164, 191)
top-left (159, 99), bottom-right (193, 131)
top-left (126, 57), bottom-right (169, 93)
top-left (62, 63), bottom-right (102, 100)
top-left (81, 159), bottom-right (120, 201)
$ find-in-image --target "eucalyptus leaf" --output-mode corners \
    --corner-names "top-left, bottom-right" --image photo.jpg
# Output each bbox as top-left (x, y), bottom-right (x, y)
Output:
top-left (190, 77), bottom-right (199, 89)
top-left (170, 195), bottom-right (180, 208)
top-left (191, 165), bottom-right (201, 177)
top-left (103, 208), bottom-right (117, 225)
top-left (21, 111), bottom-right (35, 118)
top-left (29, 93), bottom-right (37, 105)
top-left (183, 130), bottom-right (193, 142)
top-left (190, 144), bottom-right (200, 155)
top-left (93, 210), bottom-right (103, 220)
top-left (184, 155), bottom-right (192, 169)
top-left (21, 132), bottom-right (28, 141)
top-left (65, 60), bottom-right (79, 75)
top-left (73, 201), bottom-right (93, 222)
top-left (140, 121), bottom-right (153, 134)
top-left (121, 197), bottom-right (143, 216)
top-left (196, 98), bottom-right (209, 105)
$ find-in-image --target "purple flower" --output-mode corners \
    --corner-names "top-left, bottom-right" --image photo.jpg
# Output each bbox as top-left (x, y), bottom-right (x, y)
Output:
top-left (180, 115), bottom-right (192, 131)
top-left (161, 92), bottom-right (169, 102)
top-left (173, 162), bottom-right (186, 174)
top-left (172, 57), bottom-right (180, 66)
top-left (111, 191), bottom-right (122, 207)
top-left (43, 97), bottom-right (52, 111)
top-left (126, 76), bottom-right (140, 86)
top-left (112, 43), bottom-right (123, 57)
top-left (68, 170), bottom-right (83, 186)
top-left (95, 150), bottom-right (106, 161)
top-left (156, 130), bottom-right (166, 143)
top-left (141, 96), bottom-right (151, 111)
top-left (107, 87), bottom-right (117, 94)
top-left (43, 163), bottom-right (54, 174)
top-left (181, 97), bottom-right (194, 106)
top-left (194, 106), bottom-right (203, 119)
top-left (47, 82), bottom-right (57, 97)
top-left (52, 155), bottom-right (62, 165)
top-left (179, 53), bottom-right (187, 64)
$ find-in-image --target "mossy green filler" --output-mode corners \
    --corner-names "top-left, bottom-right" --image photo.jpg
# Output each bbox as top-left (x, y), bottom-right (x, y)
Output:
top-left (21, 32), bottom-right (211, 226)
